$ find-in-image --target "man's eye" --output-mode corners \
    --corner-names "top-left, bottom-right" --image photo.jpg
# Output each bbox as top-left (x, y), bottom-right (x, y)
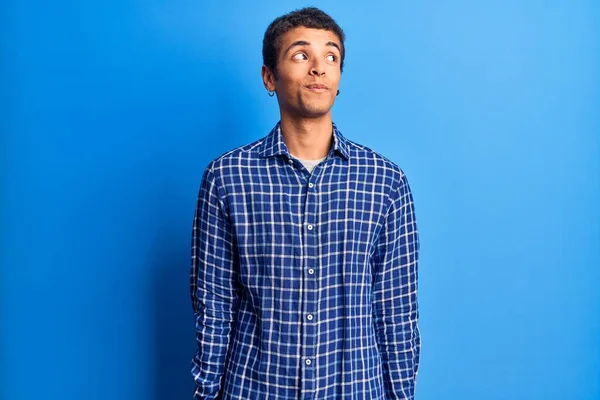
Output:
top-left (326, 54), bottom-right (337, 62)
top-left (292, 53), bottom-right (308, 60)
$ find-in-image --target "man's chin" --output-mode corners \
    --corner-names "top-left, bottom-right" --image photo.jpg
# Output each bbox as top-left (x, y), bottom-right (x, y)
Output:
top-left (280, 99), bottom-right (335, 119)
top-left (299, 103), bottom-right (334, 119)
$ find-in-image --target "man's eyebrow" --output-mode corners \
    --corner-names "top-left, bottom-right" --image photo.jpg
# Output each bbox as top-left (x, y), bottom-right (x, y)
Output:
top-left (326, 41), bottom-right (342, 54)
top-left (284, 40), bottom-right (310, 55)
top-left (283, 40), bottom-right (342, 55)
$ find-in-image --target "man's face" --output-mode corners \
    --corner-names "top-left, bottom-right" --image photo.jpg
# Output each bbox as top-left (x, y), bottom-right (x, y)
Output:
top-left (264, 26), bottom-right (342, 119)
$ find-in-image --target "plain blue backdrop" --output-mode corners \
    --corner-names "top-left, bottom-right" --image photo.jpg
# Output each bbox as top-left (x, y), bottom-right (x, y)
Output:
top-left (1, 1), bottom-right (599, 399)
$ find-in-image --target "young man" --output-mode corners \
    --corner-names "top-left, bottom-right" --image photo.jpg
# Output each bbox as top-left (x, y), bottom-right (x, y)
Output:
top-left (190, 7), bottom-right (420, 399)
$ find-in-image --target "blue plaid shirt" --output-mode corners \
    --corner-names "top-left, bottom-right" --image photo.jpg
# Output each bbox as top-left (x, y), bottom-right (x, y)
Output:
top-left (190, 122), bottom-right (420, 399)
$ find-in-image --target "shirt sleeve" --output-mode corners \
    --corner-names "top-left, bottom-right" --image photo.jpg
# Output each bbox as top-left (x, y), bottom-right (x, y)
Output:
top-left (371, 172), bottom-right (421, 400)
top-left (190, 162), bottom-right (240, 400)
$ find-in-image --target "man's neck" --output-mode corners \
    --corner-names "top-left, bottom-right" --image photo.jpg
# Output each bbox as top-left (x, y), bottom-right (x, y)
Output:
top-left (279, 114), bottom-right (334, 160)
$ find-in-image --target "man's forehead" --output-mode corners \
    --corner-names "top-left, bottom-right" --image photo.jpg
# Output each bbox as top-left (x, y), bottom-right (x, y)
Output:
top-left (280, 26), bottom-right (341, 46)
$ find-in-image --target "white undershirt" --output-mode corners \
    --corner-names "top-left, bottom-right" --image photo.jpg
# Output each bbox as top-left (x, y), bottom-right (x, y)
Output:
top-left (291, 155), bottom-right (327, 174)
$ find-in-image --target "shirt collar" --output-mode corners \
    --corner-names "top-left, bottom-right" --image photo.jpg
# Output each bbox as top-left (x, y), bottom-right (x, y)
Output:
top-left (258, 121), bottom-right (350, 161)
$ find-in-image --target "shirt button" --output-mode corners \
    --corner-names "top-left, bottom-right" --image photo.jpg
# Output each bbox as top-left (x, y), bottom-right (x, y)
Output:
top-left (305, 359), bottom-right (312, 366)
top-left (308, 183), bottom-right (314, 188)
top-left (307, 314), bottom-right (313, 321)
top-left (288, 159), bottom-right (293, 164)
top-left (307, 224), bottom-right (313, 230)
top-left (308, 268), bottom-right (314, 275)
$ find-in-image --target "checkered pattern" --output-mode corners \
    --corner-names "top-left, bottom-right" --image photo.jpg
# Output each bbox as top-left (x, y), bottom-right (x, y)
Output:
top-left (190, 122), bottom-right (420, 399)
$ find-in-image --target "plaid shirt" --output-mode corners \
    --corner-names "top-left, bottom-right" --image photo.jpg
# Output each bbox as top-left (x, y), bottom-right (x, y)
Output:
top-left (190, 122), bottom-right (420, 399)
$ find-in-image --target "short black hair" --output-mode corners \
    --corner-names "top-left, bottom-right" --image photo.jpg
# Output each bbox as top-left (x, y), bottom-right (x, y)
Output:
top-left (262, 7), bottom-right (346, 77)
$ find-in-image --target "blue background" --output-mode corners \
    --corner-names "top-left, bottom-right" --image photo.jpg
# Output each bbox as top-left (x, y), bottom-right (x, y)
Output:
top-left (1, 1), bottom-right (598, 399)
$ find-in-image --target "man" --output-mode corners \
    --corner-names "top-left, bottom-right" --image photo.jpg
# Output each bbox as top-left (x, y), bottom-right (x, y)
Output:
top-left (190, 7), bottom-right (420, 399)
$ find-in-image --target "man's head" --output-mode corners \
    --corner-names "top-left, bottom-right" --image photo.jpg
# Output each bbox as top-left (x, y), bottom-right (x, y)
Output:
top-left (262, 7), bottom-right (346, 77)
top-left (262, 7), bottom-right (346, 119)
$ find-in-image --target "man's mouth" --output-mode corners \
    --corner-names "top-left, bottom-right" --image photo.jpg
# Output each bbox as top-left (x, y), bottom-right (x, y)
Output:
top-left (305, 84), bottom-right (329, 92)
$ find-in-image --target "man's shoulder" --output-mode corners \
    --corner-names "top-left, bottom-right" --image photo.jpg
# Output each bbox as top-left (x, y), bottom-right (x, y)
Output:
top-left (345, 137), bottom-right (406, 182)
top-left (205, 135), bottom-right (266, 171)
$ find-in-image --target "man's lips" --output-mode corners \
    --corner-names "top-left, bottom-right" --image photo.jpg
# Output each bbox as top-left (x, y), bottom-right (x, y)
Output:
top-left (305, 84), bottom-right (329, 92)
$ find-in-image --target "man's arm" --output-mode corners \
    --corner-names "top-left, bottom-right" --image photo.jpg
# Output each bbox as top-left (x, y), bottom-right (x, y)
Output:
top-left (371, 172), bottom-right (421, 400)
top-left (190, 162), bottom-right (239, 399)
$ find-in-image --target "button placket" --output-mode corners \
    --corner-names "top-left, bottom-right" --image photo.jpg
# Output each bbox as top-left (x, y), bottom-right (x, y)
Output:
top-left (300, 172), bottom-right (319, 397)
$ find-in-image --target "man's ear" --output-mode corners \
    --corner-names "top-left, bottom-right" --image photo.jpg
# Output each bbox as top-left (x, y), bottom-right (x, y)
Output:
top-left (261, 65), bottom-right (276, 92)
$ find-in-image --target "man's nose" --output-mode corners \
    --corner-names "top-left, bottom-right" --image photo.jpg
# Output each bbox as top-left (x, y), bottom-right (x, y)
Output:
top-left (310, 60), bottom-right (325, 76)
